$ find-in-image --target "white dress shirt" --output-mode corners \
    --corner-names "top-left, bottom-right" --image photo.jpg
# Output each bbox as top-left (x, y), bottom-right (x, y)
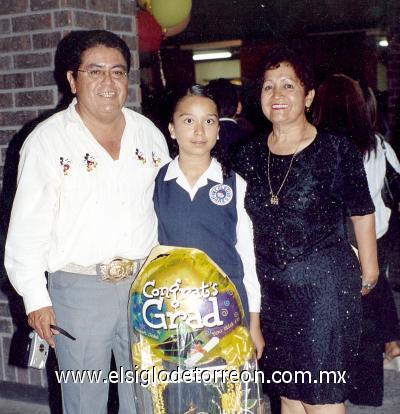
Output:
top-left (163, 157), bottom-right (261, 312)
top-left (5, 99), bottom-right (170, 314)
top-left (364, 135), bottom-right (400, 239)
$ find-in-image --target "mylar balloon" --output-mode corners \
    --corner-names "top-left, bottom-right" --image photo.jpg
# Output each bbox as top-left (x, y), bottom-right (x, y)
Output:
top-left (152, 0), bottom-right (192, 29)
top-left (129, 246), bottom-right (264, 414)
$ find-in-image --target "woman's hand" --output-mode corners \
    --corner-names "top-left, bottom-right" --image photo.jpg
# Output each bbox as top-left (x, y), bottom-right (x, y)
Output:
top-left (249, 312), bottom-right (265, 359)
top-left (350, 214), bottom-right (379, 296)
top-left (361, 272), bottom-right (379, 296)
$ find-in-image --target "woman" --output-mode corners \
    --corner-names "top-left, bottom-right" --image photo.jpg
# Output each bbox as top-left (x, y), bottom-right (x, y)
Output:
top-left (232, 45), bottom-right (379, 414)
top-left (313, 75), bottom-right (400, 406)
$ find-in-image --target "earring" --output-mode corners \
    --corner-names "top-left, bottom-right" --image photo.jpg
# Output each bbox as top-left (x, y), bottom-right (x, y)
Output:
top-left (305, 106), bottom-right (310, 113)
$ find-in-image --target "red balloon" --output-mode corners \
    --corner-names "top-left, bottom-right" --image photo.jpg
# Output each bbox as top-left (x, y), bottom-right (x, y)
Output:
top-left (137, 10), bottom-right (163, 53)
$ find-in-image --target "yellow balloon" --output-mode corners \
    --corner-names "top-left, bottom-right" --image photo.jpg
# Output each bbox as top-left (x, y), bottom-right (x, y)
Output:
top-left (164, 15), bottom-right (190, 38)
top-left (151, 0), bottom-right (192, 29)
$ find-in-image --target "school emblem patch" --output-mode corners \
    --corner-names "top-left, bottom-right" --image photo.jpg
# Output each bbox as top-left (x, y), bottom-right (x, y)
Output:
top-left (209, 184), bottom-right (233, 206)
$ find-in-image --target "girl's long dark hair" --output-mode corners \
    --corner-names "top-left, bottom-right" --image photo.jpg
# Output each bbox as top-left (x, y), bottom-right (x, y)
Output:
top-left (313, 74), bottom-right (377, 158)
top-left (168, 84), bottom-right (232, 177)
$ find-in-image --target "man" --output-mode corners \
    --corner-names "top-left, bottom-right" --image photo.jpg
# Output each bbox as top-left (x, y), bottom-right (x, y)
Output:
top-left (5, 30), bottom-right (169, 413)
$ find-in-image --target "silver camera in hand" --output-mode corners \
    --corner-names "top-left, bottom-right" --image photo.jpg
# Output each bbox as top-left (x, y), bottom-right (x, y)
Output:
top-left (28, 331), bottom-right (49, 369)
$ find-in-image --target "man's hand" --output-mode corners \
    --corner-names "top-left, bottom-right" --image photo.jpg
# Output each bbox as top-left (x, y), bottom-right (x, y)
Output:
top-left (27, 306), bottom-right (57, 348)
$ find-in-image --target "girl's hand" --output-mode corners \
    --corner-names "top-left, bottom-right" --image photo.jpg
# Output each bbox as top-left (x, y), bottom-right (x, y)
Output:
top-left (250, 326), bottom-right (265, 359)
top-left (249, 312), bottom-right (265, 359)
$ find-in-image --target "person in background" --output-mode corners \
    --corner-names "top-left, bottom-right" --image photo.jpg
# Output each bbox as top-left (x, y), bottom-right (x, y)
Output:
top-left (313, 74), bottom-right (400, 406)
top-left (5, 30), bottom-right (169, 413)
top-left (206, 78), bottom-right (246, 150)
top-left (232, 45), bottom-right (378, 414)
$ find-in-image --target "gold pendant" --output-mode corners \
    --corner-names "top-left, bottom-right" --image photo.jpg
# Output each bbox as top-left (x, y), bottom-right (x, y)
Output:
top-left (270, 194), bottom-right (279, 205)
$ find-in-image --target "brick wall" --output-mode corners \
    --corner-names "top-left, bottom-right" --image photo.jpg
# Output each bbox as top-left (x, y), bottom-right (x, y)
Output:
top-left (0, 0), bottom-right (139, 388)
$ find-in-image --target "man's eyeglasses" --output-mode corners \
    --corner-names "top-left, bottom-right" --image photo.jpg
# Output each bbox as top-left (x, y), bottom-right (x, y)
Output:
top-left (77, 68), bottom-right (128, 81)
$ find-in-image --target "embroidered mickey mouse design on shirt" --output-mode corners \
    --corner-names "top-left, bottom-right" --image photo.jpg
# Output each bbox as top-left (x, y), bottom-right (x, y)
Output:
top-left (135, 148), bottom-right (146, 164)
top-left (84, 153), bottom-right (98, 172)
top-left (152, 151), bottom-right (161, 168)
top-left (59, 157), bottom-right (72, 176)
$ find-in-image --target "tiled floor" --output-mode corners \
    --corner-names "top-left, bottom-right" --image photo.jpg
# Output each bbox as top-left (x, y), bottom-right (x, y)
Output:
top-left (0, 399), bottom-right (50, 414)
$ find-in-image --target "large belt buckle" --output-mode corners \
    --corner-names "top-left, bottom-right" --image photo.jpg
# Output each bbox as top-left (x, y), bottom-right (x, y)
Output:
top-left (100, 257), bottom-right (135, 283)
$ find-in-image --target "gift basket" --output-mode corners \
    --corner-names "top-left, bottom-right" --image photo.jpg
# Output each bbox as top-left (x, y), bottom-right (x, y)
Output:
top-left (129, 246), bottom-right (264, 414)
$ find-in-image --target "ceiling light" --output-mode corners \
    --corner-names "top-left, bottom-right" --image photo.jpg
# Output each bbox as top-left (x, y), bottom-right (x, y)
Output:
top-left (193, 51), bottom-right (232, 61)
top-left (378, 39), bottom-right (388, 47)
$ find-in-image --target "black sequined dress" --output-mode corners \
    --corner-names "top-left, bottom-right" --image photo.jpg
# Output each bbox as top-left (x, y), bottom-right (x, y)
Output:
top-left (232, 132), bottom-right (375, 404)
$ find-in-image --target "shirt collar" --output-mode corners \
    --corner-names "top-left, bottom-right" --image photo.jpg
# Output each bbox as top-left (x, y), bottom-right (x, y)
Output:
top-left (66, 98), bottom-right (80, 123)
top-left (219, 117), bottom-right (238, 124)
top-left (164, 156), bottom-right (223, 184)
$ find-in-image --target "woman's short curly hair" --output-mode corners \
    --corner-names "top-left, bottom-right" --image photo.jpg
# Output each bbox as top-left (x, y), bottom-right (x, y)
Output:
top-left (259, 44), bottom-right (315, 93)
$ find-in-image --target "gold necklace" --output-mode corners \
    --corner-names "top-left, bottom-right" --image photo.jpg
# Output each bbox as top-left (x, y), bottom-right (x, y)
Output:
top-left (267, 139), bottom-right (300, 205)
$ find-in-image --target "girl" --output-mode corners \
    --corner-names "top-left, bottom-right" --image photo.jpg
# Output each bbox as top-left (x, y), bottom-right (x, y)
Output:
top-left (153, 84), bottom-right (264, 358)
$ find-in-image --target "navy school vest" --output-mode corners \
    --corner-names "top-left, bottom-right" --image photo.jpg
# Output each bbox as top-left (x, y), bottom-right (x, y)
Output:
top-left (153, 163), bottom-right (247, 310)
